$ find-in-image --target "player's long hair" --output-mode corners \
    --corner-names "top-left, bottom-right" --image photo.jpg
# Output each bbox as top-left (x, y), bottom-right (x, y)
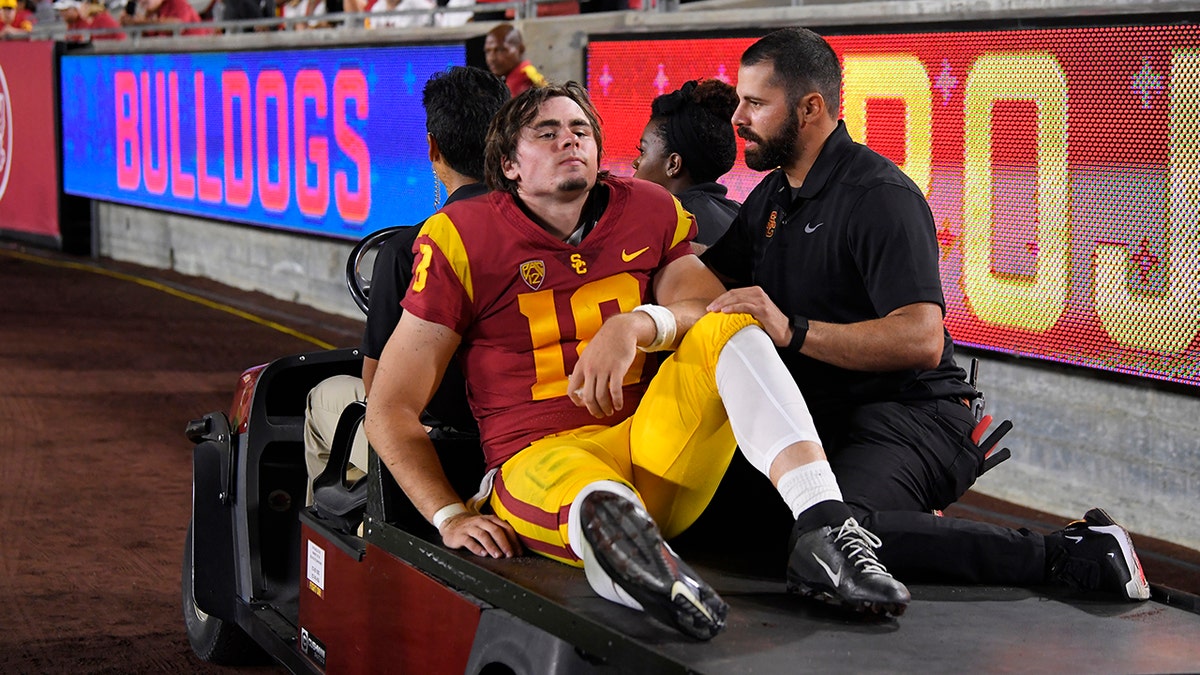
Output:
top-left (424, 66), bottom-right (511, 181)
top-left (484, 81), bottom-right (605, 196)
top-left (741, 27), bottom-right (841, 118)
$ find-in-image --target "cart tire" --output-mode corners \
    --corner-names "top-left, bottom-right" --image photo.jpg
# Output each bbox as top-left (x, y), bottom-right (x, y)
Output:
top-left (182, 519), bottom-right (265, 664)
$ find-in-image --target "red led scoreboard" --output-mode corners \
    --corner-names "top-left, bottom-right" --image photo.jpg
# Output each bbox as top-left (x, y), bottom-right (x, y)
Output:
top-left (588, 25), bottom-right (1200, 388)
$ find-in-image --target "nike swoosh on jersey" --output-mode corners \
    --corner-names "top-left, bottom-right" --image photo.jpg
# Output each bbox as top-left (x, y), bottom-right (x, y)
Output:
top-left (621, 246), bottom-right (651, 262)
top-left (804, 222), bottom-right (824, 233)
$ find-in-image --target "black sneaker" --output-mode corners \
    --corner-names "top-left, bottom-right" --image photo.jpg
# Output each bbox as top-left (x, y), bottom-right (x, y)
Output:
top-left (787, 517), bottom-right (910, 618)
top-left (580, 491), bottom-right (727, 640)
top-left (1047, 507), bottom-right (1150, 600)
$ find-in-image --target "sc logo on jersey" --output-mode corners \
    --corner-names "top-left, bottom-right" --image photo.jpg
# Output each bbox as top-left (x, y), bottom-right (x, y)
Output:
top-left (570, 253), bottom-right (587, 275)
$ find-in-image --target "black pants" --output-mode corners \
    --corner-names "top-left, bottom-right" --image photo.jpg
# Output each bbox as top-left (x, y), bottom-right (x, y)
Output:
top-left (818, 399), bottom-right (1046, 585)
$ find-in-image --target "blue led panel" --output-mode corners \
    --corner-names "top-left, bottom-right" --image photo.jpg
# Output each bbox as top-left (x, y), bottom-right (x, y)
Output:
top-left (61, 45), bottom-right (466, 240)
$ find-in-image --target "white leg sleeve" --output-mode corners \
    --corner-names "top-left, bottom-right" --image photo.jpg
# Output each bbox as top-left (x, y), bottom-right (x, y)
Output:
top-left (567, 481), bottom-right (645, 611)
top-left (715, 325), bottom-right (822, 477)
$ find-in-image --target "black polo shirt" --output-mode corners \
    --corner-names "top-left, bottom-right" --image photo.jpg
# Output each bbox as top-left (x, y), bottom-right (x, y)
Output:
top-left (704, 121), bottom-right (973, 417)
top-left (360, 182), bottom-right (489, 431)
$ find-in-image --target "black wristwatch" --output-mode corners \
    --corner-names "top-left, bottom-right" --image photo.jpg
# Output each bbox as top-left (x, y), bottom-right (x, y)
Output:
top-left (787, 315), bottom-right (809, 351)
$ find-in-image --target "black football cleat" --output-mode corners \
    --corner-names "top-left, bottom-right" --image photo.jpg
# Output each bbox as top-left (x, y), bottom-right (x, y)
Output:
top-left (1047, 507), bottom-right (1150, 601)
top-left (581, 491), bottom-right (728, 640)
top-left (787, 517), bottom-right (910, 618)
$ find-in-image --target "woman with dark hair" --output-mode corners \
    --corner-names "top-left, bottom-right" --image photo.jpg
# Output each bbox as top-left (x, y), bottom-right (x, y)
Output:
top-left (632, 78), bottom-right (740, 253)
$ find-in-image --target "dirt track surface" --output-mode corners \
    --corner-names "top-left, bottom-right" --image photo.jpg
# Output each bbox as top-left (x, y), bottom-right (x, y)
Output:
top-left (0, 246), bottom-right (361, 674)
top-left (1, 243), bottom-right (1197, 673)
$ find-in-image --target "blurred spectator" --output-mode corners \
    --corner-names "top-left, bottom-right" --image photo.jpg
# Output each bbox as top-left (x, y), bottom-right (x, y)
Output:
top-left (281, 0), bottom-right (332, 28)
top-left (120, 0), bottom-right (213, 34)
top-left (369, 0), bottom-right (469, 28)
top-left (473, 0), bottom-right (574, 20)
top-left (279, 0), bottom-right (315, 28)
top-left (367, 0), bottom-right (431, 28)
top-left (221, 0), bottom-right (272, 29)
top-left (435, 0), bottom-right (471, 26)
top-left (32, 0), bottom-right (53, 24)
top-left (302, 0), bottom-right (338, 26)
top-left (0, 0), bottom-right (35, 36)
top-left (54, 0), bottom-right (125, 39)
top-left (54, 0), bottom-right (121, 37)
top-left (484, 24), bottom-right (546, 97)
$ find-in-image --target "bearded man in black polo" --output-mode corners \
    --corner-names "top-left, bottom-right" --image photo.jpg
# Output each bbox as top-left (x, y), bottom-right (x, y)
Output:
top-left (704, 27), bottom-right (1149, 601)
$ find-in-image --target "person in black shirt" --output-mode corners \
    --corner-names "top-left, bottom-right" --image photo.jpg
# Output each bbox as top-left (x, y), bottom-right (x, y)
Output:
top-left (221, 0), bottom-right (274, 30)
top-left (303, 66), bottom-right (509, 505)
top-left (705, 27), bottom-right (1149, 600)
top-left (632, 79), bottom-right (741, 254)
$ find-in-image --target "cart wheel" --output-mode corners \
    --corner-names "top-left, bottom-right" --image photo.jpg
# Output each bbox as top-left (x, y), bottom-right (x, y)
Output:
top-left (181, 519), bottom-right (265, 665)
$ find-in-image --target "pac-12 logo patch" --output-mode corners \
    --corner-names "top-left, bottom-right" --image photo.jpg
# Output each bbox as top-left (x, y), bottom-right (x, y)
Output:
top-left (0, 64), bottom-right (12, 203)
top-left (520, 260), bottom-right (545, 290)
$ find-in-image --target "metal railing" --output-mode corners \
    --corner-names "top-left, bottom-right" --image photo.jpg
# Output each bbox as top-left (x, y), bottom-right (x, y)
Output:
top-left (19, 0), bottom-right (674, 42)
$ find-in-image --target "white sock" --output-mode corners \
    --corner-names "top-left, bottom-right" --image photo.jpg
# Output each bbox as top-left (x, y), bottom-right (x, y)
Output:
top-left (777, 460), bottom-right (843, 519)
top-left (715, 325), bottom-right (823, 475)
top-left (567, 481), bottom-right (645, 611)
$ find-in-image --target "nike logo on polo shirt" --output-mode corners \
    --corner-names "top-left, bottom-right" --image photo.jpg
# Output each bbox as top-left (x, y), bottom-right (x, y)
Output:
top-left (804, 222), bottom-right (824, 233)
top-left (621, 246), bottom-right (650, 262)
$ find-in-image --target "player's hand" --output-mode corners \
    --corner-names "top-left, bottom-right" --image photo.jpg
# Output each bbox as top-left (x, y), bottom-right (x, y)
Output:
top-left (439, 513), bottom-right (522, 558)
top-left (707, 286), bottom-right (791, 347)
top-left (567, 313), bottom-right (643, 418)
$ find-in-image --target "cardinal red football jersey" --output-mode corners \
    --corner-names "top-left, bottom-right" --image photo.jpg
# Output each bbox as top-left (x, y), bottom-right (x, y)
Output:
top-left (402, 177), bottom-right (696, 467)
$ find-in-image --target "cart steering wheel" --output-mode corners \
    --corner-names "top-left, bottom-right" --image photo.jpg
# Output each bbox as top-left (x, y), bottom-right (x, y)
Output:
top-left (345, 226), bottom-right (406, 316)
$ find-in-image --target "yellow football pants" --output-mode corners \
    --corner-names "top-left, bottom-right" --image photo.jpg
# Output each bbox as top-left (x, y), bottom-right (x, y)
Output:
top-left (489, 311), bottom-right (758, 566)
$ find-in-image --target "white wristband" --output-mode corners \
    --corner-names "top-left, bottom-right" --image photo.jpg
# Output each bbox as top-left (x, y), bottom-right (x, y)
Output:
top-left (432, 503), bottom-right (469, 531)
top-left (632, 304), bottom-right (677, 352)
